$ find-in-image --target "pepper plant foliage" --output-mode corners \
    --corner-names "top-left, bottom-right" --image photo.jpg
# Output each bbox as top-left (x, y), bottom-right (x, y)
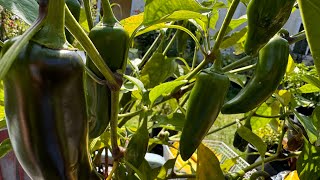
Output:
top-left (0, 0), bottom-right (320, 179)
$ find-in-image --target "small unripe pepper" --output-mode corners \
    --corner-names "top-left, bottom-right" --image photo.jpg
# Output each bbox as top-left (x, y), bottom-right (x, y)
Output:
top-left (85, 0), bottom-right (129, 138)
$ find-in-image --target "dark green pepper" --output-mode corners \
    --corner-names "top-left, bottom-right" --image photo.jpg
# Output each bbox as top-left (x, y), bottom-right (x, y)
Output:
top-left (222, 35), bottom-right (289, 114)
top-left (86, 0), bottom-right (129, 138)
top-left (65, 0), bottom-right (81, 44)
top-left (244, 0), bottom-right (295, 55)
top-left (1, 0), bottom-right (101, 179)
top-left (180, 60), bottom-right (230, 161)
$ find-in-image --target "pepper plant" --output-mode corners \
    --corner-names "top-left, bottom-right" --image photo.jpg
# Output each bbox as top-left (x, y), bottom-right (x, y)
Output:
top-left (0, 0), bottom-right (319, 179)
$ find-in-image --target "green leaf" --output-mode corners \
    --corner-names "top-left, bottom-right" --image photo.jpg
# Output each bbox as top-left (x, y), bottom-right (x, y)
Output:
top-left (89, 131), bottom-right (110, 152)
top-left (209, 11), bottom-right (220, 30)
top-left (149, 80), bottom-right (187, 105)
top-left (140, 53), bottom-right (178, 89)
top-left (226, 73), bottom-right (246, 88)
top-left (220, 27), bottom-right (247, 49)
top-left (251, 103), bottom-right (272, 131)
top-left (229, 16), bottom-right (247, 29)
top-left (156, 10), bottom-right (207, 25)
top-left (298, 84), bottom-right (320, 93)
top-left (294, 110), bottom-right (319, 145)
top-left (154, 158), bottom-right (176, 179)
top-left (0, 139), bottom-right (12, 159)
top-left (312, 106), bottom-right (320, 131)
top-left (125, 116), bottom-right (149, 169)
top-left (151, 113), bottom-right (186, 131)
top-left (297, 0), bottom-right (320, 75)
top-left (301, 75), bottom-right (320, 89)
top-left (236, 126), bottom-right (267, 158)
top-left (120, 13), bottom-right (144, 37)
top-left (196, 143), bottom-right (224, 180)
top-left (143, 0), bottom-right (210, 25)
top-left (138, 159), bottom-right (153, 180)
top-left (0, 0), bottom-right (38, 25)
top-left (123, 75), bottom-right (146, 93)
top-left (297, 140), bottom-right (320, 180)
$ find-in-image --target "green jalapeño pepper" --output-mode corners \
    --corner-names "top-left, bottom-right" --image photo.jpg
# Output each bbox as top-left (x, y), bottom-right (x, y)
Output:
top-left (86, 0), bottom-right (129, 138)
top-left (222, 35), bottom-right (289, 114)
top-left (180, 57), bottom-right (230, 161)
top-left (244, 0), bottom-right (295, 55)
top-left (1, 0), bottom-right (101, 179)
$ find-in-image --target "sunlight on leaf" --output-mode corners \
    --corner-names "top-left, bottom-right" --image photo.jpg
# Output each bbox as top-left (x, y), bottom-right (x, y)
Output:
top-left (0, 0), bottom-right (38, 25)
top-left (297, 140), bottom-right (320, 180)
top-left (294, 110), bottom-right (318, 145)
top-left (236, 126), bottom-right (267, 158)
top-left (144, 0), bottom-right (210, 25)
top-left (197, 143), bottom-right (224, 180)
top-left (149, 80), bottom-right (187, 105)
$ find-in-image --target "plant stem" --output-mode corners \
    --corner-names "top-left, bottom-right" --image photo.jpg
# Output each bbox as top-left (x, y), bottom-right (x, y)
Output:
top-left (118, 109), bottom-right (143, 118)
top-left (101, 0), bottom-right (118, 25)
top-left (163, 30), bottom-right (179, 55)
top-left (85, 66), bottom-right (108, 85)
top-left (0, 2), bottom-right (47, 80)
top-left (139, 33), bottom-right (163, 69)
top-left (288, 31), bottom-right (306, 44)
top-left (106, 161), bottom-right (119, 180)
top-left (222, 55), bottom-right (256, 72)
top-left (206, 116), bottom-right (247, 135)
top-left (185, 57), bottom-right (207, 80)
top-left (229, 63), bottom-right (256, 74)
top-left (163, 24), bottom-right (206, 56)
top-left (110, 90), bottom-right (120, 159)
top-left (191, 46), bottom-right (199, 70)
top-left (0, 40), bottom-right (4, 47)
top-left (65, 6), bottom-right (121, 91)
top-left (83, 0), bottom-right (94, 30)
top-left (209, 0), bottom-right (240, 59)
top-left (33, 0), bottom-right (66, 48)
top-left (184, 0), bottom-right (241, 80)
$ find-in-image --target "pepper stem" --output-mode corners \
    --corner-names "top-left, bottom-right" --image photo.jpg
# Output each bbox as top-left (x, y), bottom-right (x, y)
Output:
top-left (33, 0), bottom-right (67, 49)
top-left (101, 0), bottom-right (118, 25)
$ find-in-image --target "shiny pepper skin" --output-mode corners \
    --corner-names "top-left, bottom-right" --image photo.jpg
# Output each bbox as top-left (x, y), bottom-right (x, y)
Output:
top-left (180, 68), bottom-right (230, 161)
top-left (222, 35), bottom-right (289, 114)
top-left (1, 39), bottom-right (100, 180)
top-left (86, 7), bottom-right (129, 138)
top-left (244, 0), bottom-right (295, 55)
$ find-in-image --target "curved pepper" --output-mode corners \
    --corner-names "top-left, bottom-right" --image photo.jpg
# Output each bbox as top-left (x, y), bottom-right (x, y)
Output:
top-left (180, 63), bottom-right (230, 161)
top-left (222, 35), bottom-right (289, 114)
top-left (85, 0), bottom-right (129, 138)
top-left (244, 0), bottom-right (295, 55)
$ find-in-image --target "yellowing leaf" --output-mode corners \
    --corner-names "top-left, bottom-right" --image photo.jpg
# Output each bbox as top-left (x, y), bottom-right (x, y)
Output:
top-left (284, 170), bottom-right (300, 180)
top-left (196, 143), bottom-right (224, 180)
top-left (120, 13), bottom-right (144, 37)
top-left (299, 84), bottom-right (320, 93)
top-left (286, 54), bottom-right (295, 75)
